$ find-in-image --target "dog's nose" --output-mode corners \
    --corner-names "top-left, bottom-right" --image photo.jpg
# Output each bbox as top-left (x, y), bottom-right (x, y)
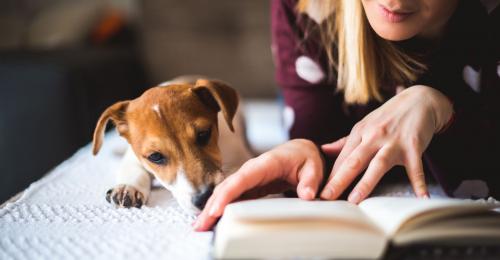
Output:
top-left (192, 185), bottom-right (214, 210)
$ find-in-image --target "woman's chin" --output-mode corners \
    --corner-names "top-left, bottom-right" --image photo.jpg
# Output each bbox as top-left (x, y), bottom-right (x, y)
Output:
top-left (372, 26), bottom-right (419, 41)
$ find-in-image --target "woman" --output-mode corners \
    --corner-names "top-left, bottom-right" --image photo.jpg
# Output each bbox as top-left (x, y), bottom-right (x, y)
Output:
top-left (194, 0), bottom-right (500, 231)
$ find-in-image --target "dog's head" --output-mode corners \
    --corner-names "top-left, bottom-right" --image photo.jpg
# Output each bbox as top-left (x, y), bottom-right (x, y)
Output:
top-left (92, 79), bottom-right (238, 213)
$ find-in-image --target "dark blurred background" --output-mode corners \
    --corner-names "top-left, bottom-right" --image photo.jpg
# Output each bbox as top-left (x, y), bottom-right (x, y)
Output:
top-left (0, 0), bottom-right (277, 202)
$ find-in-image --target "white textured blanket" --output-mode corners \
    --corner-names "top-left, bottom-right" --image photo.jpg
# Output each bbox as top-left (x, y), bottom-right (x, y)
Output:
top-left (0, 132), bottom-right (212, 260)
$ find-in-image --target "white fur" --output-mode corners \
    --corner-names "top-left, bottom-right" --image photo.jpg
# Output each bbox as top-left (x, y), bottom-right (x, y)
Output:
top-left (116, 147), bottom-right (151, 201)
top-left (158, 81), bottom-right (172, 87)
top-left (152, 104), bottom-right (162, 118)
top-left (152, 166), bottom-right (201, 215)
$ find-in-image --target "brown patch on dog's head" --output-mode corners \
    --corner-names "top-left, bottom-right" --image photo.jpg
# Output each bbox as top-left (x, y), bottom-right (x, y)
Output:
top-left (92, 79), bottom-right (238, 212)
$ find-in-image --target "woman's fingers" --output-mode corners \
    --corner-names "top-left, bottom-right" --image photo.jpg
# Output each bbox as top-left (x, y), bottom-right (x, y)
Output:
top-left (194, 157), bottom-right (277, 231)
top-left (321, 136), bottom-right (347, 155)
top-left (319, 134), bottom-right (361, 199)
top-left (194, 195), bottom-right (218, 231)
top-left (321, 142), bottom-right (377, 200)
top-left (327, 134), bottom-right (362, 179)
top-left (406, 151), bottom-right (429, 198)
top-left (194, 139), bottom-right (325, 232)
top-left (296, 158), bottom-right (323, 200)
top-left (348, 146), bottom-right (396, 204)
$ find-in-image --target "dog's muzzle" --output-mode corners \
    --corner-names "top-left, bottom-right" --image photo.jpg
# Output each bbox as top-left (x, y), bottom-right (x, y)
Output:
top-left (192, 184), bottom-right (215, 210)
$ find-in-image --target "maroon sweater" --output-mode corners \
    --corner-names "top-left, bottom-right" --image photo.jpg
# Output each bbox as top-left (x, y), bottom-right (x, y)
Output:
top-left (271, 0), bottom-right (500, 198)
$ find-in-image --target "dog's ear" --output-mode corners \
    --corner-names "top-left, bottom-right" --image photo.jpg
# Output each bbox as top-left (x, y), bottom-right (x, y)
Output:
top-left (192, 79), bottom-right (239, 132)
top-left (92, 100), bottom-right (130, 155)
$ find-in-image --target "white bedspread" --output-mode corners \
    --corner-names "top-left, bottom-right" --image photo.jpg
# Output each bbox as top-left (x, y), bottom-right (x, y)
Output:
top-left (0, 132), bottom-right (212, 260)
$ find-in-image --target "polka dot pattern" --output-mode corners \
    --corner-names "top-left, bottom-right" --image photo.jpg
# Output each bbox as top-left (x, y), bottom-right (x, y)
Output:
top-left (295, 56), bottom-right (325, 84)
top-left (462, 65), bottom-right (481, 93)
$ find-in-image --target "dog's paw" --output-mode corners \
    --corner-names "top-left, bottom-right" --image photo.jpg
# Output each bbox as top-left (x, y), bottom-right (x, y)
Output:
top-left (105, 184), bottom-right (145, 208)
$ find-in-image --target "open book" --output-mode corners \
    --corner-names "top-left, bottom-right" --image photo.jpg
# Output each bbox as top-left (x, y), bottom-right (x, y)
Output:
top-left (214, 197), bottom-right (500, 259)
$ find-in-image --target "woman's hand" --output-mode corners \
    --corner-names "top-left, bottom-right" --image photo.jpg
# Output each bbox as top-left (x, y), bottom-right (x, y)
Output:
top-left (194, 139), bottom-right (324, 231)
top-left (320, 85), bottom-right (454, 203)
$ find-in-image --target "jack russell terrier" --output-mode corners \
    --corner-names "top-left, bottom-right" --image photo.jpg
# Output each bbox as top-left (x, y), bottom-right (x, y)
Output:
top-left (92, 77), bottom-right (253, 214)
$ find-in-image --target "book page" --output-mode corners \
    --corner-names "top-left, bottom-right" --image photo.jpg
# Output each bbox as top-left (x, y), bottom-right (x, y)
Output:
top-left (358, 196), bottom-right (494, 237)
top-left (227, 198), bottom-right (371, 224)
top-left (216, 198), bottom-right (387, 259)
top-left (393, 211), bottom-right (500, 244)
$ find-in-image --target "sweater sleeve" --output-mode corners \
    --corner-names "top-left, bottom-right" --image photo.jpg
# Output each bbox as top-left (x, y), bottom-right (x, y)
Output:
top-left (421, 2), bottom-right (500, 199)
top-left (270, 0), bottom-right (353, 146)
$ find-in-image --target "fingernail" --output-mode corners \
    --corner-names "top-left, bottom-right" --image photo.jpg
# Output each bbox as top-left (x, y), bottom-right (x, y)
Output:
top-left (422, 193), bottom-right (430, 199)
top-left (321, 188), bottom-right (332, 199)
top-left (348, 191), bottom-right (361, 204)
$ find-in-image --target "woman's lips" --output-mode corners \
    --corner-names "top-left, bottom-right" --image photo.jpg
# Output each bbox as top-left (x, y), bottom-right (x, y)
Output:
top-left (378, 4), bottom-right (414, 23)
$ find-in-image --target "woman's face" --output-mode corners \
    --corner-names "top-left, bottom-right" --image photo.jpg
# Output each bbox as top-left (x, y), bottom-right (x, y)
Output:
top-left (361, 0), bottom-right (459, 41)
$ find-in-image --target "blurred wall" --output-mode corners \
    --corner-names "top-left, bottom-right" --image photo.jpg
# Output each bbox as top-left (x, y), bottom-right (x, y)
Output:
top-left (139, 0), bottom-right (277, 98)
top-left (0, 0), bottom-right (148, 202)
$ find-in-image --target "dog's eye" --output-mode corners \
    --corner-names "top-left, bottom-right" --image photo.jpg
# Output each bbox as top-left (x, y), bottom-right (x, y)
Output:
top-left (196, 127), bottom-right (212, 146)
top-left (147, 152), bottom-right (167, 165)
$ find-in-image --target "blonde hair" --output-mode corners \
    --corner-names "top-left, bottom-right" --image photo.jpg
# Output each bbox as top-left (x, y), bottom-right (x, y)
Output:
top-left (297, 0), bottom-right (426, 104)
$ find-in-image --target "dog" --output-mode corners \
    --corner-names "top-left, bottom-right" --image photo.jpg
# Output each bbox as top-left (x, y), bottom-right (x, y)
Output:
top-left (92, 77), bottom-right (253, 214)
